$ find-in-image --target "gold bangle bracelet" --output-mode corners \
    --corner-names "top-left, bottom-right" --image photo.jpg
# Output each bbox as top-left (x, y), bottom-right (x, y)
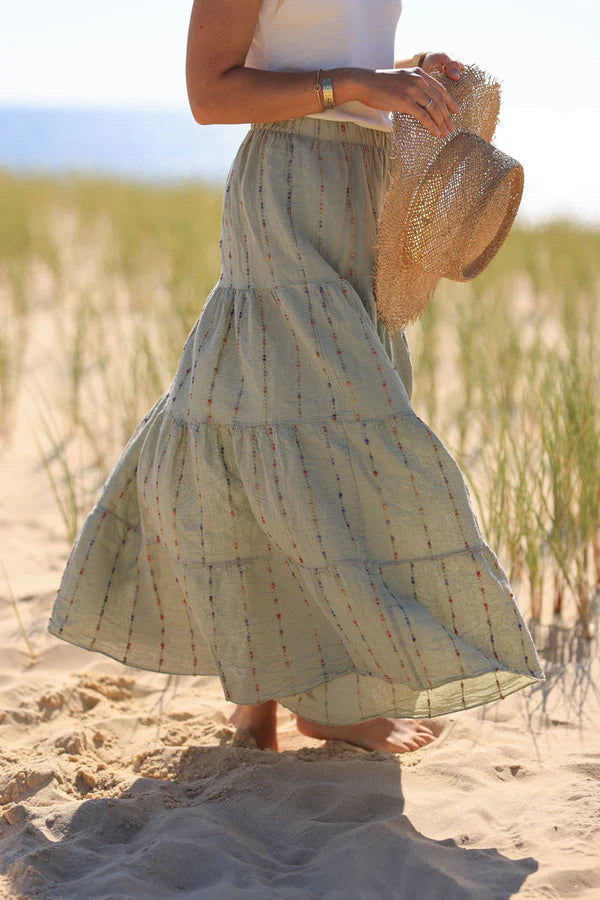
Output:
top-left (410, 52), bottom-right (428, 68)
top-left (321, 76), bottom-right (335, 110)
top-left (313, 68), bottom-right (325, 112)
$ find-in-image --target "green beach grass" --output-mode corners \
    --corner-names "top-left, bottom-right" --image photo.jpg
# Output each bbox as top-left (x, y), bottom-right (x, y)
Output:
top-left (2, 169), bottom-right (599, 644)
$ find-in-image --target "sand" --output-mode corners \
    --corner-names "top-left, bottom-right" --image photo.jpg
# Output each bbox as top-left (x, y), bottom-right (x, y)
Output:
top-left (2, 593), bottom-right (599, 900)
top-left (1, 301), bottom-right (600, 898)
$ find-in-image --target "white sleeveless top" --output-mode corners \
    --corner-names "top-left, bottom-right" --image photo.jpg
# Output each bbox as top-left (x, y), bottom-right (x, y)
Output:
top-left (245, 0), bottom-right (404, 132)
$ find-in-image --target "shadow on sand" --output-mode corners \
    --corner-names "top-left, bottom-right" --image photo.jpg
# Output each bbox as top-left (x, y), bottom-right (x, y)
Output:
top-left (3, 742), bottom-right (538, 899)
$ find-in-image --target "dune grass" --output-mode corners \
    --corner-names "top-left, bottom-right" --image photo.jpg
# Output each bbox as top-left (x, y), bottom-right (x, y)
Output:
top-left (1, 168), bottom-right (599, 640)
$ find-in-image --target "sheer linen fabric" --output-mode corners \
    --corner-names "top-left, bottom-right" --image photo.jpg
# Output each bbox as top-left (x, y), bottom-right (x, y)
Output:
top-left (48, 117), bottom-right (544, 724)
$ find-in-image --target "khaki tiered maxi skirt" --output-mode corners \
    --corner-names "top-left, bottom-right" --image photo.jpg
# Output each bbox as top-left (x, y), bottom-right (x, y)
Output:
top-left (48, 116), bottom-right (545, 724)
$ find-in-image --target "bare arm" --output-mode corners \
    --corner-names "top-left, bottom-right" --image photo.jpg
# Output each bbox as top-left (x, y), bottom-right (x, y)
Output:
top-left (185, 0), bottom-right (341, 123)
top-left (185, 0), bottom-right (460, 136)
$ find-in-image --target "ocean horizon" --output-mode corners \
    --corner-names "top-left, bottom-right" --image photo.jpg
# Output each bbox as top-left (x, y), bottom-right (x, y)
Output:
top-left (0, 103), bottom-right (249, 186)
top-left (1, 103), bottom-right (597, 225)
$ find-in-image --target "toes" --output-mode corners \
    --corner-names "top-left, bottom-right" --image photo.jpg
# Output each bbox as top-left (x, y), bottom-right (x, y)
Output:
top-left (395, 736), bottom-right (421, 752)
top-left (419, 717), bottom-right (447, 738)
top-left (392, 731), bottom-right (437, 753)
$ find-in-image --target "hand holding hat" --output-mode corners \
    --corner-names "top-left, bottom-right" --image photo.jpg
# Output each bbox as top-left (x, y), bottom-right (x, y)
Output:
top-left (374, 64), bottom-right (524, 334)
top-left (417, 51), bottom-right (464, 81)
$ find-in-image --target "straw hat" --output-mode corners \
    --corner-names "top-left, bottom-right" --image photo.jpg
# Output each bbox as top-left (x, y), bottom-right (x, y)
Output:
top-left (374, 64), bottom-right (524, 334)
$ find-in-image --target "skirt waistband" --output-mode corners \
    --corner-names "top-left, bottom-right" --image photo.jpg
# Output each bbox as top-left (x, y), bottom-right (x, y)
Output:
top-left (250, 115), bottom-right (392, 148)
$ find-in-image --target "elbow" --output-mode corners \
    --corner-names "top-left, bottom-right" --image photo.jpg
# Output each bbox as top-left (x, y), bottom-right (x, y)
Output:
top-left (187, 90), bottom-right (215, 125)
top-left (190, 95), bottom-right (229, 126)
top-left (187, 64), bottom-right (243, 125)
top-left (186, 72), bottom-right (221, 125)
top-left (190, 104), bottom-right (214, 125)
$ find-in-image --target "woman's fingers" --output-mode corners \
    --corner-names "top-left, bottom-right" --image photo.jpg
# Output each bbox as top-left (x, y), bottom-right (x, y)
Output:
top-left (446, 62), bottom-right (463, 80)
top-left (408, 99), bottom-right (443, 137)
top-left (419, 69), bottom-right (460, 115)
top-left (421, 52), bottom-right (465, 81)
top-left (414, 69), bottom-right (461, 135)
top-left (409, 71), bottom-right (457, 136)
top-left (414, 87), bottom-right (454, 136)
top-left (367, 66), bottom-right (461, 137)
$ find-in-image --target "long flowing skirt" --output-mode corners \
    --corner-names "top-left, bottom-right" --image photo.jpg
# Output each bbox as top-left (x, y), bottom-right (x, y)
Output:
top-left (48, 116), bottom-right (545, 724)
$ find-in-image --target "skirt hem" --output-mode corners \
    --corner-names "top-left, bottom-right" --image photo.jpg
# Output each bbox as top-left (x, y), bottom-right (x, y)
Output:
top-left (46, 618), bottom-right (545, 725)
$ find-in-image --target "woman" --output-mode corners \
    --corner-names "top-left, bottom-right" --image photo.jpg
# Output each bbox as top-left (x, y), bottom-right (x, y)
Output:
top-left (48, 0), bottom-right (544, 756)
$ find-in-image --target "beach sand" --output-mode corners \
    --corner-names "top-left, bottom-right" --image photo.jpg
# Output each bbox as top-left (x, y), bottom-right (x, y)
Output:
top-left (1, 303), bottom-right (599, 899)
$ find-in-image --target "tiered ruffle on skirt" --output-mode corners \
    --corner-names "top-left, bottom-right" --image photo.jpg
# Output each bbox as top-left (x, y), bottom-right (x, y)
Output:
top-left (48, 116), bottom-right (544, 724)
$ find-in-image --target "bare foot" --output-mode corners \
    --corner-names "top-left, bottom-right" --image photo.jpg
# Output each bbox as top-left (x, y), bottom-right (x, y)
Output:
top-left (226, 700), bottom-right (279, 752)
top-left (296, 714), bottom-right (439, 754)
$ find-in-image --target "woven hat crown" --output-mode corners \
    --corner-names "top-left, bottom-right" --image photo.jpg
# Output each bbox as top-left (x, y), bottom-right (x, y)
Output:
top-left (375, 65), bottom-right (524, 333)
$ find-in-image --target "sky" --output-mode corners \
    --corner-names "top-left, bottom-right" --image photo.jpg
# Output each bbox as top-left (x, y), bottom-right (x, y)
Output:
top-left (2, 0), bottom-right (598, 221)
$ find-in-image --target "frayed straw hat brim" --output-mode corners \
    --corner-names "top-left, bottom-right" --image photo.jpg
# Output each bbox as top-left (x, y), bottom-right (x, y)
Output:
top-left (374, 65), bottom-right (524, 334)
